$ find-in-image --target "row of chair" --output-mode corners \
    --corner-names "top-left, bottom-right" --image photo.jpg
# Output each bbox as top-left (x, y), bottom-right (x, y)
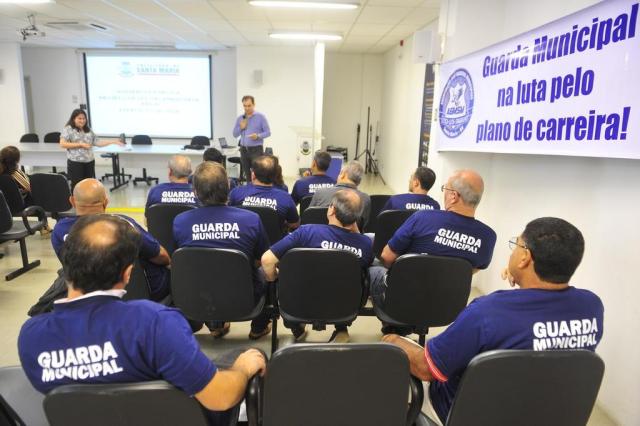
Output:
top-left (0, 344), bottom-right (605, 426)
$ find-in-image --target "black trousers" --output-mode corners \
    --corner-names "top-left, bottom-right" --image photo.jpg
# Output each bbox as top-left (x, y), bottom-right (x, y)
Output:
top-left (67, 159), bottom-right (95, 192)
top-left (239, 145), bottom-right (263, 183)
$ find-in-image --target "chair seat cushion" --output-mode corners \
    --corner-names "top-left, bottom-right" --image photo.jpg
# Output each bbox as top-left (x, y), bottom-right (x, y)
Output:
top-left (0, 220), bottom-right (36, 240)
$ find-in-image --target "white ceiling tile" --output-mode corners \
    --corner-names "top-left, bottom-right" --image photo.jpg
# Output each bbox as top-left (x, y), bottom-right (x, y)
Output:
top-left (348, 23), bottom-right (393, 36)
top-left (357, 6), bottom-right (412, 24)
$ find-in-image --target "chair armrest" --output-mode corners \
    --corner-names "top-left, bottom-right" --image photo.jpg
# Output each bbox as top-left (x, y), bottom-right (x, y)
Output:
top-left (245, 374), bottom-right (262, 426)
top-left (406, 375), bottom-right (424, 426)
top-left (21, 205), bottom-right (47, 235)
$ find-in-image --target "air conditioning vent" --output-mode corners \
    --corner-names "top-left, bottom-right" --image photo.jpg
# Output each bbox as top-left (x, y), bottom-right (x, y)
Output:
top-left (45, 21), bottom-right (110, 32)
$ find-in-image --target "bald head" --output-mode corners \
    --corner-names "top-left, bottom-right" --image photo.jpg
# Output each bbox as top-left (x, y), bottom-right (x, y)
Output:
top-left (448, 169), bottom-right (484, 207)
top-left (330, 189), bottom-right (363, 226)
top-left (72, 178), bottom-right (107, 213)
top-left (168, 155), bottom-right (192, 180)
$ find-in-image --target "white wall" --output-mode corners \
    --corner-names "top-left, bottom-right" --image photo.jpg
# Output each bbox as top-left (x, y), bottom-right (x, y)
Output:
top-left (322, 52), bottom-right (383, 162)
top-left (0, 43), bottom-right (27, 143)
top-left (236, 45), bottom-right (315, 177)
top-left (212, 49), bottom-right (237, 141)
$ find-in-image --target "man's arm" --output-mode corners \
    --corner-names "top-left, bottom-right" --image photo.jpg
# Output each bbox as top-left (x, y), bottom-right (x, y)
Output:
top-left (232, 116), bottom-right (242, 138)
top-left (149, 246), bottom-right (171, 266)
top-left (382, 334), bottom-right (433, 382)
top-left (258, 115), bottom-right (271, 140)
top-left (195, 349), bottom-right (266, 411)
top-left (380, 245), bottom-right (399, 268)
top-left (261, 249), bottom-right (280, 282)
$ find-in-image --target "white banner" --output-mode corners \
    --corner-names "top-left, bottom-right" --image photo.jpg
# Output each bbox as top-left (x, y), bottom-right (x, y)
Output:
top-left (435, 0), bottom-right (639, 160)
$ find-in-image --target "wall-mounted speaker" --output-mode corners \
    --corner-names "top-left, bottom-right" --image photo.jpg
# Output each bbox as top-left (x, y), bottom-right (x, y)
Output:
top-left (253, 69), bottom-right (263, 86)
top-left (412, 28), bottom-right (440, 64)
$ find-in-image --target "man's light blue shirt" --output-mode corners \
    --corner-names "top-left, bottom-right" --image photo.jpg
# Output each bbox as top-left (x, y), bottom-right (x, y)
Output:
top-left (233, 112), bottom-right (271, 147)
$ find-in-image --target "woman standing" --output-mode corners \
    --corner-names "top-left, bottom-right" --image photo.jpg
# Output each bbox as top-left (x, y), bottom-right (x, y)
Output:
top-left (59, 109), bottom-right (124, 190)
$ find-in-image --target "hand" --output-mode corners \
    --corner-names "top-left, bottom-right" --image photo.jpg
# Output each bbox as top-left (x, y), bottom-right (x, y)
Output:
top-left (114, 140), bottom-right (125, 147)
top-left (249, 133), bottom-right (258, 140)
top-left (240, 119), bottom-right (248, 130)
top-left (302, 169), bottom-right (311, 177)
top-left (233, 348), bottom-right (266, 378)
top-left (501, 267), bottom-right (516, 287)
top-left (79, 143), bottom-right (91, 149)
top-left (381, 333), bottom-right (400, 344)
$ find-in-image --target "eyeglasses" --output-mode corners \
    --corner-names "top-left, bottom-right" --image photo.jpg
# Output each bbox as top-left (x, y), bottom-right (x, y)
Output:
top-left (508, 237), bottom-right (528, 251)
top-left (440, 185), bottom-right (458, 194)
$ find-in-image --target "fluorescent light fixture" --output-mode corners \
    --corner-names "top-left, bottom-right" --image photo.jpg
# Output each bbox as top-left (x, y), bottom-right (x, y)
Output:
top-left (270, 32), bottom-right (342, 41)
top-left (0, 0), bottom-right (54, 3)
top-left (249, 1), bottom-right (358, 10)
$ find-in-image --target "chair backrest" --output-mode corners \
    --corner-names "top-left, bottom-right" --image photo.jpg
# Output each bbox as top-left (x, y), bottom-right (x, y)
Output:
top-left (122, 260), bottom-right (151, 301)
top-left (241, 206), bottom-right (284, 245)
top-left (372, 209), bottom-right (415, 258)
top-left (298, 195), bottom-right (312, 216)
top-left (28, 173), bottom-right (72, 214)
top-left (19, 133), bottom-right (39, 143)
top-left (278, 249), bottom-right (363, 327)
top-left (0, 192), bottom-right (14, 234)
top-left (43, 132), bottom-right (61, 143)
top-left (0, 176), bottom-right (26, 216)
top-left (260, 344), bottom-right (415, 426)
top-left (381, 254), bottom-right (472, 330)
top-left (43, 381), bottom-right (207, 426)
top-left (190, 135), bottom-right (210, 146)
top-left (171, 247), bottom-right (259, 321)
top-left (364, 194), bottom-right (391, 233)
top-left (145, 204), bottom-right (197, 254)
top-left (300, 206), bottom-right (328, 225)
top-left (131, 134), bottom-right (152, 145)
top-left (0, 366), bottom-right (47, 426)
top-left (447, 350), bottom-right (605, 426)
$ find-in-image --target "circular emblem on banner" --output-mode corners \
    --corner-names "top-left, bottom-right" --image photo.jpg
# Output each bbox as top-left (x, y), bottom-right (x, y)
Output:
top-left (439, 68), bottom-right (474, 138)
top-left (300, 140), bottom-right (311, 155)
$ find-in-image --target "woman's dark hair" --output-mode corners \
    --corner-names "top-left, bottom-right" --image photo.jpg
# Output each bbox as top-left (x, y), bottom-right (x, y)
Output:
top-left (66, 109), bottom-right (91, 132)
top-left (61, 214), bottom-right (141, 293)
top-left (0, 146), bottom-right (21, 174)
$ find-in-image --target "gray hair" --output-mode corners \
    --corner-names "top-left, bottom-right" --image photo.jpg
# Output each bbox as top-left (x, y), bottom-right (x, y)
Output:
top-left (168, 155), bottom-right (192, 179)
top-left (450, 171), bottom-right (483, 207)
top-left (331, 190), bottom-right (363, 226)
top-left (342, 161), bottom-right (364, 186)
top-left (193, 162), bottom-right (229, 206)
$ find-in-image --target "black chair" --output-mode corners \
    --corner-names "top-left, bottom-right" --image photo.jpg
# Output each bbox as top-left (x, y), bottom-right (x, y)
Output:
top-left (372, 209), bottom-right (415, 259)
top-left (122, 260), bottom-right (152, 301)
top-left (246, 343), bottom-right (424, 426)
top-left (417, 350), bottom-right (605, 426)
top-left (19, 133), bottom-right (38, 143)
top-left (373, 254), bottom-right (472, 345)
top-left (43, 381), bottom-right (208, 426)
top-left (278, 248), bottom-right (363, 329)
top-left (364, 194), bottom-right (391, 233)
top-left (298, 195), bottom-right (312, 215)
top-left (190, 135), bottom-right (210, 146)
top-left (131, 135), bottom-right (159, 186)
top-left (145, 204), bottom-right (196, 254)
top-left (227, 156), bottom-right (244, 184)
top-left (29, 173), bottom-right (74, 220)
top-left (241, 205), bottom-right (285, 244)
top-left (43, 132), bottom-right (60, 143)
top-left (0, 186), bottom-right (46, 280)
top-left (300, 206), bottom-right (328, 225)
top-left (171, 248), bottom-right (275, 349)
top-left (0, 366), bottom-right (47, 426)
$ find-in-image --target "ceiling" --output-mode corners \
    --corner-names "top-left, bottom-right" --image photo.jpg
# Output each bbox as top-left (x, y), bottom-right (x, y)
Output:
top-left (0, 0), bottom-right (439, 53)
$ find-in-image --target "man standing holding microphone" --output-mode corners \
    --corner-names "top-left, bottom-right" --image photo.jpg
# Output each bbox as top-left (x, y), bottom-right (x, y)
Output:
top-left (233, 95), bottom-right (271, 183)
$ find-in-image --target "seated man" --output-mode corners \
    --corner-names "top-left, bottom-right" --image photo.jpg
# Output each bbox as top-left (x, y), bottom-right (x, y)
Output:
top-left (145, 155), bottom-right (198, 209)
top-left (228, 155), bottom-right (299, 231)
top-left (19, 215), bottom-right (266, 425)
top-left (52, 178), bottom-right (171, 302)
top-left (261, 190), bottom-right (373, 343)
top-left (290, 150), bottom-right (336, 204)
top-left (382, 166), bottom-right (440, 211)
top-left (309, 160), bottom-right (371, 229)
top-left (202, 147), bottom-right (238, 190)
top-left (173, 161), bottom-right (272, 339)
top-left (383, 217), bottom-right (604, 424)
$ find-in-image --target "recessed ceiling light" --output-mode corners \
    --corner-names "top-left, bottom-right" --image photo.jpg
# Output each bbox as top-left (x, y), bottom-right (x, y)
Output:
top-left (270, 32), bottom-right (343, 41)
top-left (0, 0), bottom-right (55, 3)
top-left (249, 1), bottom-right (358, 10)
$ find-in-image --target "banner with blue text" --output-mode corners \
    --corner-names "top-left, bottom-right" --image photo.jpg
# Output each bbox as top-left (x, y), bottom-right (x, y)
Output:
top-left (436, 0), bottom-right (639, 160)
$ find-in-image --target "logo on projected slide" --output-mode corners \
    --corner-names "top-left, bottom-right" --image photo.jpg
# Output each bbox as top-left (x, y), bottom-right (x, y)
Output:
top-left (119, 61), bottom-right (134, 78)
top-left (439, 68), bottom-right (474, 138)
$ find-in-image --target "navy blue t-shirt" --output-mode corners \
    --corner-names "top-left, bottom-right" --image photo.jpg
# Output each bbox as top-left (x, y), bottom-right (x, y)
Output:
top-left (290, 175), bottom-right (336, 204)
top-left (228, 184), bottom-right (299, 225)
top-left (18, 294), bottom-right (216, 395)
top-left (382, 193), bottom-right (440, 211)
top-left (387, 210), bottom-right (496, 269)
top-left (173, 205), bottom-right (269, 261)
top-left (270, 224), bottom-right (373, 268)
top-left (425, 287), bottom-right (604, 422)
top-left (145, 182), bottom-right (198, 209)
top-left (52, 215), bottom-right (170, 298)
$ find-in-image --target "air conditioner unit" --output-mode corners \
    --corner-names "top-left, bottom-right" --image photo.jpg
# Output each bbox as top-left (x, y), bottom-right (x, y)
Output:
top-left (45, 21), bottom-right (110, 32)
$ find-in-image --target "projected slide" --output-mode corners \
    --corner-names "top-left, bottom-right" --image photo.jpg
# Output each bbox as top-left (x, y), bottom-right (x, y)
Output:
top-left (85, 54), bottom-right (212, 138)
